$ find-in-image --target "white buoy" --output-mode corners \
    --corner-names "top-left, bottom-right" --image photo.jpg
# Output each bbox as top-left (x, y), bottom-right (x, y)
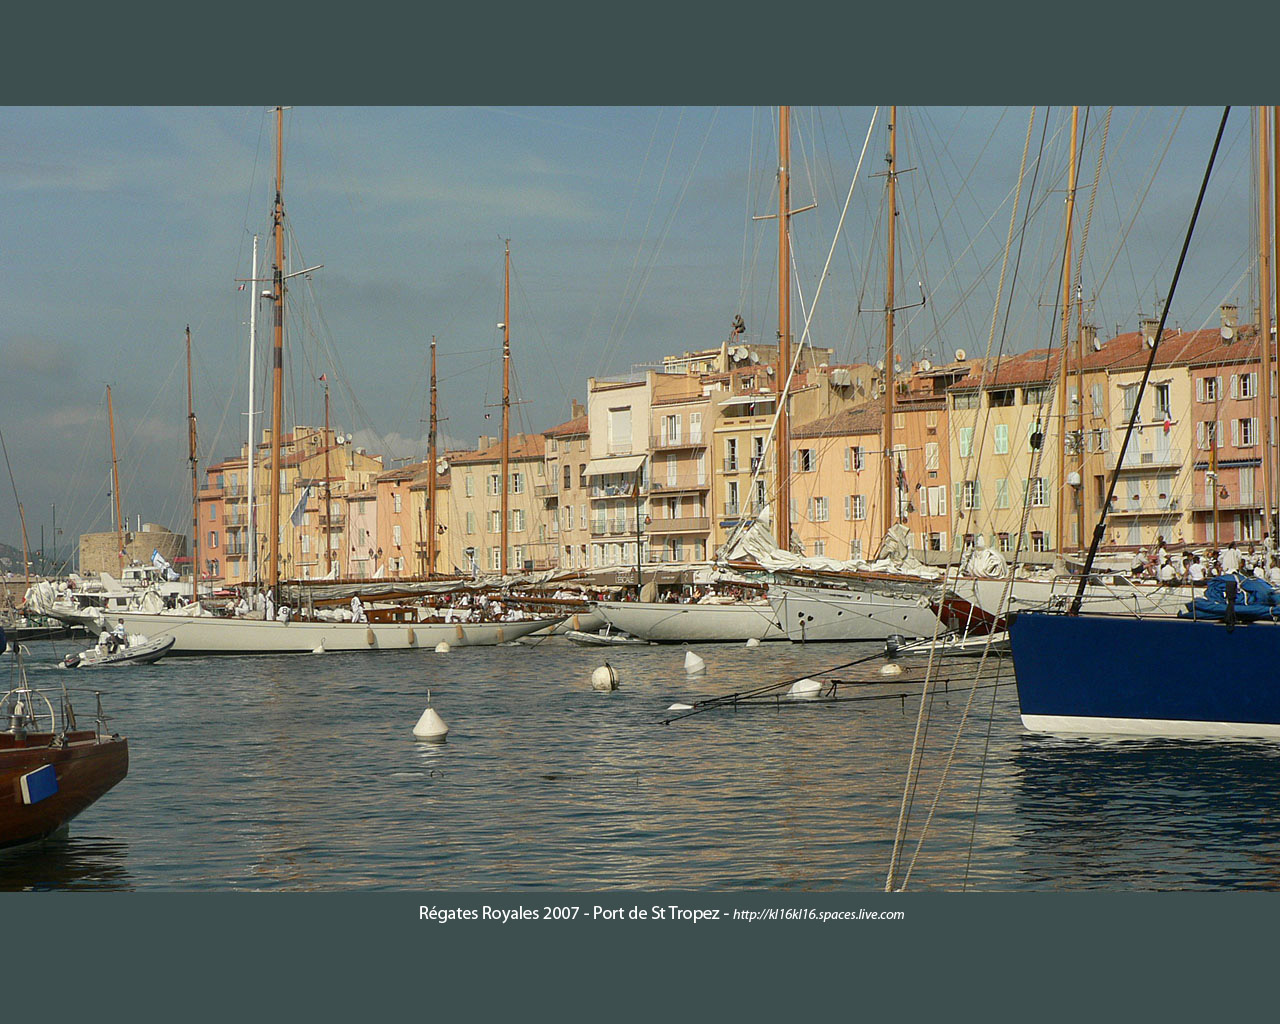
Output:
top-left (434, 641), bottom-right (451, 653)
top-left (745, 637), bottom-right (761, 648)
top-left (667, 702), bottom-right (693, 711)
top-left (879, 663), bottom-right (904, 677)
top-left (413, 691), bottom-right (449, 742)
top-left (788, 677), bottom-right (823, 698)
top-left (684, 651), bottom-right (706, 675)
top-left (591, 663), bottom-right (619, 691)
top-left (311, 640), bottom-right (326, 654)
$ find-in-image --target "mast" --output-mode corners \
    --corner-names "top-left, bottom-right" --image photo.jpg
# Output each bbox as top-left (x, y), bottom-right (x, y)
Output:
top-left (427, 335), bottom-right (439, 577)
top-left (106, 384), bottom-right (124, 573)
top-left (776, 105), bottom-right (793, 551)
top-left (500, 241), bottom-right (511, 576)
top-left (187, 326), bottom-right (200, 602)
top-left (0, 430), bottom-right (30, 587)
top-left (1260, 106), bottom-right (1275, 540)
top-left (1055, 106), bottom-right (1079, 555)
top-left (247, 233), bottom-right (259, 586)
top-left (323, 379), bottom-right (333, 577)
top-left (267, 105), bottom-right (285, 594)
top-left (881, 106), bottom-right (898, 540)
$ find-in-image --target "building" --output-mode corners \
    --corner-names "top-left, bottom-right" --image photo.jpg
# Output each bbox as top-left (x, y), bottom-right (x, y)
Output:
top-left (78, 523), bottom-right (186, 577)
top-left (542, 405), bottom-right (590, 572)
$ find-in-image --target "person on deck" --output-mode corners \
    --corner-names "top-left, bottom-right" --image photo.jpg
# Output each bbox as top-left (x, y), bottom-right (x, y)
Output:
top-left (1188, 556), bottom-right (1206, 585)
top-left (350, 595), bottom-right (367, 623)
top-left (1220, 542), bottom-right (1243, 575)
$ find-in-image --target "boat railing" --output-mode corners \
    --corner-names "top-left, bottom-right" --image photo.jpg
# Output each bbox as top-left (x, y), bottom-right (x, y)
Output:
top-left (1044, 572), bottom-right (1194, 618)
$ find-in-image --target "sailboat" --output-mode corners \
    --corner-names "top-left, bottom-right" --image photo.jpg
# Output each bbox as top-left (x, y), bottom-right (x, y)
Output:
top-left (81, 108), bottom-right (563, 654)
top-left (1005, 106), bottom-right (1280, 738)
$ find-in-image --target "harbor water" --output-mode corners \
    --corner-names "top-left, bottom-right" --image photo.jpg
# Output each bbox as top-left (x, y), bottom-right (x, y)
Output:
top-left (5, 636), bottom-right (1280, 891)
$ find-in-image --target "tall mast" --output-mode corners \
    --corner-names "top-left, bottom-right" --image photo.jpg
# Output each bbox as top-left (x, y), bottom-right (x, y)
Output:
top-left (427, 335), bottom-right (439, 577)
top-left (267, 105), bottom-right (285, 594)
top-left (776, 105), bottom-right (793, 551)
top-left (500, 241), bottom-right (511, 576)
top-left (187, 326), bottom-right (200, 602)
top-left (323, 379), bottom-right (333, 577)
top-left (1259, 106), bottom-right (1274, 539)
top-left (1054, 106), bottom-right (1079, 555)
top-left (1272, 105), bottom-right (1280, 539)
top-left (247, 233), bottom-right (259, 585)
top-left (106, 384), bottom-right (124, 573)
top-left (881, 106), bottom-right (898, 540)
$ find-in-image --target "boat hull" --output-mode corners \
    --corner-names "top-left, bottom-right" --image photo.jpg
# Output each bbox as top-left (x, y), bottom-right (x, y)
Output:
top-left (768, 584), bottom-right (944, 641)
top-left (595, 601), bottom-right (785, 642)
top-left (108, 611), bottom-right (562, 654)
top-left (953, 575), bottom-right (1192, 618)
top-left (0, 732), bottom-right (129, 849)
top-left (1010, 611), bottom-right (1280, 738)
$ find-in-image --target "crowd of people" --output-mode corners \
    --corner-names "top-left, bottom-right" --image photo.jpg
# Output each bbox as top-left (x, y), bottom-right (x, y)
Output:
top-left (1132, 534), bottom-right (1280, 587)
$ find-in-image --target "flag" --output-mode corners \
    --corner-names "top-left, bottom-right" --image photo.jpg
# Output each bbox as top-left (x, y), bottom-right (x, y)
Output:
top-left (237, 282), bottom-right (246, 291)
top-left (289, 484), bottom-right (312, 527)
top-left (318, 373), bottom-right (327, 382)
top-left (1163, 415), bottom-right (1172, 435)
top-left (896, 457), bottom-right (907, 492)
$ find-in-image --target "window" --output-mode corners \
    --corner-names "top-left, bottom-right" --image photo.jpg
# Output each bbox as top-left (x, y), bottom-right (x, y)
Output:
top-left (812, 540), bottom-right (826, 557)
top-left (725, 438), bottom-right (739, 472)
top-left (1153, 383), bottom-right (1172, 419)
top-left (1028, 477), bottom-right (1049, 507)
top-left (549, 438), bottom-right (558, 453)
top-left (755, 479), bottom-right (767, 510)
top-left (512, 545), bottom-right (525, 568)
top-left (1197, 376), bottom-right (1221, 402)
top-left (997, 532), bottom-right (1012, 553)
top-left (565, 506), bottom-right (574, 530)
top-left (490, 510), bottom-right (502, 532)
top-left (961, 480), bottom-right (980, 510)
top-left (662, 414), bottom-right (680, 445)
top-left (1236, 417), bottom-right (1258, 447)
top-left (608, 407), bottom-right (633, 452)
top-left (1121, 384), bottom-right (1140, 419)
top-left (490, 547), bottom-right (501, 571)
top-left (511, 509), bottom-right (525, 532)
top-left (1023, 385), bottom-right (1049, 405)
top-left (466, 512), bottom-right (475, 535)
top-left (1197, 420), bottom-right (1222, 450)
top-left (995, 478), bottom-right (1010, 509)
top-left (1240, 372), bottom-right (1258, 399)
top-left (1091, 383), bottom-right (1104, 415)
top-left (579, 439), bottom-right (586, 452)
top-left (690, 412), bottom-right (703, 443)
top-left (796, 448), bottom-right (815, 472)
top-left (579, 465), bottom-right (587, 488)
top-left (1031, 531), bottom-right (1050, 553)
top-left (301, 533), bottom-right (310, 554)
top-left (925, 442), bottom-right (939, 472)
top-left (926, 485), bottom-right (947, 517)
top-left (392, 524), bottom-right (402, 547)
top-left (989, 389), bottom-right (1015, 407)
top-left (959, 427), bottom-right (974, 458)
top-left (563, 465), bottom-right (571, 490)
top-left (208, 531), bottom-right (218, 548)
top-left (465, 475), bottom-right (475, 497)
top-left (845, 446), bottom-right (865, 471)
top-left (210, 504), bottom-right (216, 521)
top-left (486, 474), bottom-right (500, 496)
top-left (1091, 429), bottom-right (1110, 453)
top-left (993, 424), bottom-right (1009, 455)
top-left (511, 472), bottom-right (524, 494)
top-left (926, 411), bottom-right (938, 429)
top-left (811, 496), bottom-right (829, 522)
top-left (850, 494), bottom-right (866, 521)
top-left (952, 392), bottom-right (980, 410)
top-left (893, 412), bottom-right (906, 430)
top-left (850, 539), bottom-right (863, 560)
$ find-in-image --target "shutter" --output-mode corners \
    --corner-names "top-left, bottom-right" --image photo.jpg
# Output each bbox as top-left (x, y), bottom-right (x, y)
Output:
top-left (790, 450), bottom-right (798, 472)
top-left (1195, 377), bottom-right (1204, 402)
top-left (806, 498), bottom-right (814, 521)
top-left (1231, 374), bottom-right (1238, 399)
top-left (938, 486), bottom-right (947, 516)
top-left (1216, 375), bottom-right (1223, 399)
top-left (974, 482), bottom-right (982, 510)
top-left (1232, 419), bottom-right (1240, 447)
top-left (1216, 420), bottom-right (1222, 448)
top-left (844, 495), bottom-right (851, 520)
top-left (1196, 421), bottom-right (1205, 450)
top-left (1252, 417), bottom-right (1260, 445)
top-left (843, 447), bottom-right (851, 471)
top-left (954, 482), bottom-right (962, 510)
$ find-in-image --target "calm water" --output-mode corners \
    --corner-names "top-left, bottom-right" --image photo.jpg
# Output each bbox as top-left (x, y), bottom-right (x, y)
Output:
top-left (5, 635), bottom-right (1280, 891)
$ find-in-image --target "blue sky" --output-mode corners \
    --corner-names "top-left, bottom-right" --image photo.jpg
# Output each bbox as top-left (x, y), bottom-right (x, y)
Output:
top-left (0, 106), bottom-right (1255, 557)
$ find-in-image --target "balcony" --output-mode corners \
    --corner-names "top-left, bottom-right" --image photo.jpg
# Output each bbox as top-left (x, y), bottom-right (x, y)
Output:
top-left (1189, 494), bottom-right (1258, 512)
top-left (724, 501), bottom-right (740, 517)
top-left (606, 441), bottom-right (633, 456)
top-left (649, 475), bottom-right (710, 493)
top-left (590, 517), bottom-right (640, 537)
top-left (590, 483), bottom-right (643, 500)
top-left (534, 483), bottom-right (556, 498)
top-left (646, 516), bottom-right (710, 534)
top-left (650, 434), bottom-right (705, 450)
top-left (1107, 498), bottom-right (1184, 517)
top-left (1104, 446), bottom-right (1182, 471)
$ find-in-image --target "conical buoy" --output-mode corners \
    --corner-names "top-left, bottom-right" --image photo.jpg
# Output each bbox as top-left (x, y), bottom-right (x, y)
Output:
top-left (311, 639), bottom-right (326, 654)
top-left (879, 663), bottom-right (904, 676)
top-left (413, 691), bottom-right (449, 742)
top-left (435, 641), bottom-right (451, 653)
top-left (788, 677), bottom-right (823, 698)
top-left (684, 651), bottom-right (706, 675)
top-left (745, 637), bottom-right (761, 648)
top-left (667, 702), bottom-right (693, 711)
top-left (591, 663), bottom-right (619, 691)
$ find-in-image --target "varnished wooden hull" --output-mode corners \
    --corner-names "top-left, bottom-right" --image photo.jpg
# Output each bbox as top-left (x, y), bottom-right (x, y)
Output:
top-left (0, 732), bottom-right (129, 849)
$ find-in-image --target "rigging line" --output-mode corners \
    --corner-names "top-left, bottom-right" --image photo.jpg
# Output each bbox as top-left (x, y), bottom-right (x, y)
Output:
top-left (511, 260), bottom-right (570, 413)
top-left (887, 106), bottom-right (1042, 894)
top-left (720, 109), bottom-right (879, 558)
top-left (1074, 107), bottom-right (1231, 609)
top-left (961, 654), bottom-right (1009, 892)
top-left (1074, 107), bottom-right (1111, 295)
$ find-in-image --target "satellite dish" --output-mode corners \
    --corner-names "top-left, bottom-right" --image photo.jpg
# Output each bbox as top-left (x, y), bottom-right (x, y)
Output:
top-left (1146, 336), bottom-right (1156, 348)
top-left (876, 360), bottom-right (885, 372)
top-left (919, 358), bottom-right (932, 371)
top-left (765, 366), bottom-right (775, 376)
top-left (437, 459), bottom-right (449, 474)
top-left (1092, 338), bottom-right (1102, 351)
top-left (1222, 325), bottom-right (1236, 342)
top-left (749, 352), bottom-right (760, 364)
top-left (954, 348), bottom-right (967, 362)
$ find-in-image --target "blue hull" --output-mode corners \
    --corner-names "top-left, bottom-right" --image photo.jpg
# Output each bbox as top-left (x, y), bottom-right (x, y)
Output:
top-left (1009, 611), bottom-right (1280, 738)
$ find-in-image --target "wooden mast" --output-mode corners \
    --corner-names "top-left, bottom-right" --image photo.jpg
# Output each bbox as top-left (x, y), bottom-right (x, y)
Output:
top-left (1272, 105), bottom-right (1280, 541)
top-left (186, 326), bottom-right (200, 602)
top-left (776, 105), bottom-right (793, 551)
top-left (1054, 106), bottom-right (1079, 555)
top-left (1076, 294), bottom-right (1087, 553)
top-left (1259, 106), bottom-right (1275, 540)
top-left (323, 379), bottom-right (332, 577)
top-left (106, 384), bottom-right (124, 573)
top-left (267, 105), bottom-right (285, 595)
top-left (882, 106), bottom-right (898, 540)
top-left (427, 335), bottom-right (438, 577)
top-left (500, 241), bottom-right (511, 576)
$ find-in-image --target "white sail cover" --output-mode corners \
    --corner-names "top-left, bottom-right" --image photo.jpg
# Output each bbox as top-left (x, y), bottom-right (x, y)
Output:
top-left (723, 510), bottom-right (939, 579)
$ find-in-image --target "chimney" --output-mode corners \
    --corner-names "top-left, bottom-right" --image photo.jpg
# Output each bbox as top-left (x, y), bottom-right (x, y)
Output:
top-left (570, 399), bottom-right (585, 419)
top-left (1081, 323), bottom-right (1098, 352)
top-left (1219, 303), bottom-right (1238, 343)
top-left (1140, 318), bottom-right (1160, 348)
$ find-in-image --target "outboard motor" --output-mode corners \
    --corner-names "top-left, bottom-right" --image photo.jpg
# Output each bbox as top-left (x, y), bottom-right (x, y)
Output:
top-left (885, 633), bottom-right (906, 658)
top-left (63, 653), bottom-right (81, 669)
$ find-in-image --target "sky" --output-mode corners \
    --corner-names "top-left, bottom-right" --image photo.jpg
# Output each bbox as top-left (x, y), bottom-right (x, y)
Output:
top-left (0, 105), bottom-right (1259, 558)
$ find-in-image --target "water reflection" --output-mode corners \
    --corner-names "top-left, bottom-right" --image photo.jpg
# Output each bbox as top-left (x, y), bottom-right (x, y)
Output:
top-left (1009, 735), bottom-right (1280, 890)
top-left (0, 836), bottom-right (133, 891)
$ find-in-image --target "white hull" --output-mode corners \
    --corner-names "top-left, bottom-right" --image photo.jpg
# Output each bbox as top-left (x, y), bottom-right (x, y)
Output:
top-left (1019, 714), bottom-right (1280, 740)
top-left (109, 610), bottom-right (562, 654)
top-left (768, 584), bottom-right (943, 641)
top-left (595, 601), bottom-right (785, 642)
top-left (950, 575), bottom-right (1192, 618)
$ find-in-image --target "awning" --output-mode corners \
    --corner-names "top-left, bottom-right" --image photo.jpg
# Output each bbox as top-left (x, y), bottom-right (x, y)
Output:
top-left (583, 455), bottom-right (647, 477)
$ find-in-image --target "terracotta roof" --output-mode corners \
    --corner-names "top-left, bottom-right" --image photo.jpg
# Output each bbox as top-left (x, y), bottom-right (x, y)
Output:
top-left (543, 415), bottom-right (588, 438)
top-left (376, 460), bottom-right (430, 483)
top-left (447, 433), bottom-right (545, 465)
top-left (792, 405), bottom-right (882, 439)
